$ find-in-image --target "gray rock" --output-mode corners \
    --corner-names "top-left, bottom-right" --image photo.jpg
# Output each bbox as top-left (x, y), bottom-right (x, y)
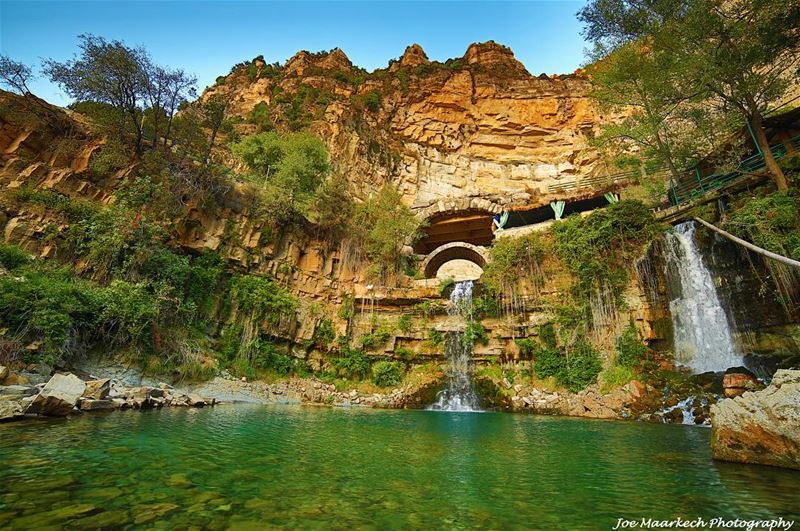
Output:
top-left (711, 369), bottom-right (800, 470)
top-left (187, 394), bottom-right (206, 407)
top-left (0, 385), bottom-right (37, 397)
top-left (26, 373), bottom-right (86, 416)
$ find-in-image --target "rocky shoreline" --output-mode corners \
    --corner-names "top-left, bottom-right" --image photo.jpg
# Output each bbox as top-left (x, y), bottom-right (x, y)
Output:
top-left (0, 362), bottom-right (720, 424)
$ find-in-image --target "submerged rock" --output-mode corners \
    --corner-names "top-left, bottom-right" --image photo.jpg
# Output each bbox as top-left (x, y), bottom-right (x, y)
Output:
top-left (711, 369), bottom-right (800, 470)
top-left (26, 373), bottom-right (86, 416)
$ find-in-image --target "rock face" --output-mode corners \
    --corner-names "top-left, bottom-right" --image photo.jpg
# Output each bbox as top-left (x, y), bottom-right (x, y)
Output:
top-left (711, 369), bottom-right (800, 470)
top-left (26, 373), bottom-right (86, 416)
top-left (203, 42), bottom-right (611, 212)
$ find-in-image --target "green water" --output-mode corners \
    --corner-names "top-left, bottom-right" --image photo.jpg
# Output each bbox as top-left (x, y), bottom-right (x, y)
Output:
top-left (0, 406), bottom-right (798, 530)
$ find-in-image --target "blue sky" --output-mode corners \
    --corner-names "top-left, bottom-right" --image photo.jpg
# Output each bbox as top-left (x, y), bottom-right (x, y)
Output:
top-left (1, 1), bottom-right (589, 106)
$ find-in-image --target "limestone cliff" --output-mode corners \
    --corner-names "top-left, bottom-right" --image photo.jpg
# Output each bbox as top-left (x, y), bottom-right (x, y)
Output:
top-left (203, 41), bottom-right (613, 213)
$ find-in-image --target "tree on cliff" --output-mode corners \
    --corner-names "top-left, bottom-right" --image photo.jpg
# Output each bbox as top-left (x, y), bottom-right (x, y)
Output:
top-left (0, 55), bottom-right (36, 97)
top-left (587, 41), bottom-right (689, 183)
top-left (0, 55), bottom-right (72, 129)
top-left (44, 34), bottom-right (151, 156)
top-left (231, 131), bottom-right (329, 225)
top-left (579, 0), bottom-right (800, 191)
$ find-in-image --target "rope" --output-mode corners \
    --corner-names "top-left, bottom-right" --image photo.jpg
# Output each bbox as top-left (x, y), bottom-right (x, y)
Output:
top-left (693, 217), bottom-right (800, 269)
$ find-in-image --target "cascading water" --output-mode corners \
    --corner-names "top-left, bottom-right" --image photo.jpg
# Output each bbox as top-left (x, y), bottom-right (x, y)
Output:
top-left (428, 280), bottom-right (481, 412)
top-left (663, 221), bottom-right (743, 373)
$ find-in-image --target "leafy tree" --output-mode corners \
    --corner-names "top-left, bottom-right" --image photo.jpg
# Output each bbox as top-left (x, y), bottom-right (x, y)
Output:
top-left (44, 34), bottom-right (152, 155)
top-left (669, 0), bottom-right (800, 190)
top-left (587, 42), bottom-right (695, 182)
top-left (199, 92), bottom-right (233, 164)
top-left (579, 0), bottom-right (800, 191)
top-left (162, 69), bottom-right (197, 147)
top-left (349, 185), bottom-right (422, 283)
top-left (231, 131), bottom-right (329, 224)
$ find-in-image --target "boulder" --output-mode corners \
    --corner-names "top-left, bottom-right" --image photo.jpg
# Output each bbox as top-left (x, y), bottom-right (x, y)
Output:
top-left (722, 367), bottom-right (762, 398)
top-left (26, 373), bottom-right (86, 416)
top-left (82, 379), bottom-right (111, 400)
top-left (0, 365), bottom-right (8, 382)
top-left (79, 399), bottom-right (117, 411)
top-left (711, 369), bottom-right (800, 470)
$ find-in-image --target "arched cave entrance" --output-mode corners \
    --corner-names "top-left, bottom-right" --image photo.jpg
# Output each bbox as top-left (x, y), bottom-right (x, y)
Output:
top-left (502, 194), bottom-right (612, 229)
top-left (421, 242), bottom-right (489, 279)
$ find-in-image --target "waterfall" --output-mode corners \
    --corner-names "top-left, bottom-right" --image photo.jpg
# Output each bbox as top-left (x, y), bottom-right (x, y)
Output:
top-left (663, 221), bottom-right (743, 373)
top-left (428, 280), bottom-right (481, 412)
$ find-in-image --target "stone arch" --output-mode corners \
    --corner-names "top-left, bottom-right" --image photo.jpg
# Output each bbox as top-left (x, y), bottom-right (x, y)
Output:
top-left (414, 197), bottom-right (504, 221)
top-left (421, 241), bottom-right (489, 279)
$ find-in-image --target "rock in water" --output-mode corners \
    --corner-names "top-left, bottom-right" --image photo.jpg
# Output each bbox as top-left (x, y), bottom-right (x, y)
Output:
top-left (79, 399), bottom-right (117, 411)
top-left (26, 373), bottom-right (86, 416)
top-left (722, 367), bottom-right (762, 398)
top-left (82, 379), bottom-right (111, 399)
top-left (711, 369), bottom-right (800, 470)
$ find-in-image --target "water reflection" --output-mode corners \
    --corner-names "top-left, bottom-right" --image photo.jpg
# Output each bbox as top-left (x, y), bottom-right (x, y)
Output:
top-left (0, 406), bottom-right (797, 530)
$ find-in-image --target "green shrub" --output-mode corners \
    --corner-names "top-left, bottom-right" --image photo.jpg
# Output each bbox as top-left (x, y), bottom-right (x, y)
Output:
top-left (359, 322), bottom-right (392, 350)
top-left (372, 360), bottom-right (403, 387)
top-left (615, 323), bottom-right (649, 369)
top-left (560, 337), bottom-right (602, 392)
top-left (600, 365), bottom-right (636, 393)
top-left (230, 274), bottom-right (297, 326)
top-left (519, 326), bottom-right (601, 392)
top-left (0, 244), bottom-right (30, 270)
top-left (483, 232), bottom-right (549, 294)
top-left (348, 185), bottom-right (422, 282)
top-left (394, 347), bottom-right (417, 365)
top-left (247, 102), bottom-right (275, 132)
top-left (251, 340), bottom-right (295, 375)
top-left (89, 139), bottom-right (129, 178)
top-left (332, 347), bottom-right (371, 379)
top-left (231, 131), bottom-right (329, 225)
top-left (463, 321), bottom-right (489, 346)
top-left (397, 314), bottom-right (413, 334)
top-left (313, 318), bottom-right (335, 348)
top-left (473, 293), bottom-right (501, 318)
top-left (310, 174), bottom-right (355, 241)
top-left (428, 328), bottom-right (445, 347)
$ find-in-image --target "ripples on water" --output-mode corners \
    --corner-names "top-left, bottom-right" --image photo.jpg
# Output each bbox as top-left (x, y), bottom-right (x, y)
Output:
top-left (0, 406), bottom-right (798, 529)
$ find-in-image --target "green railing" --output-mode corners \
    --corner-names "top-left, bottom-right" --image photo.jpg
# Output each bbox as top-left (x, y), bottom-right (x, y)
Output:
top-left (669, 135), bottom-right (798, 206)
